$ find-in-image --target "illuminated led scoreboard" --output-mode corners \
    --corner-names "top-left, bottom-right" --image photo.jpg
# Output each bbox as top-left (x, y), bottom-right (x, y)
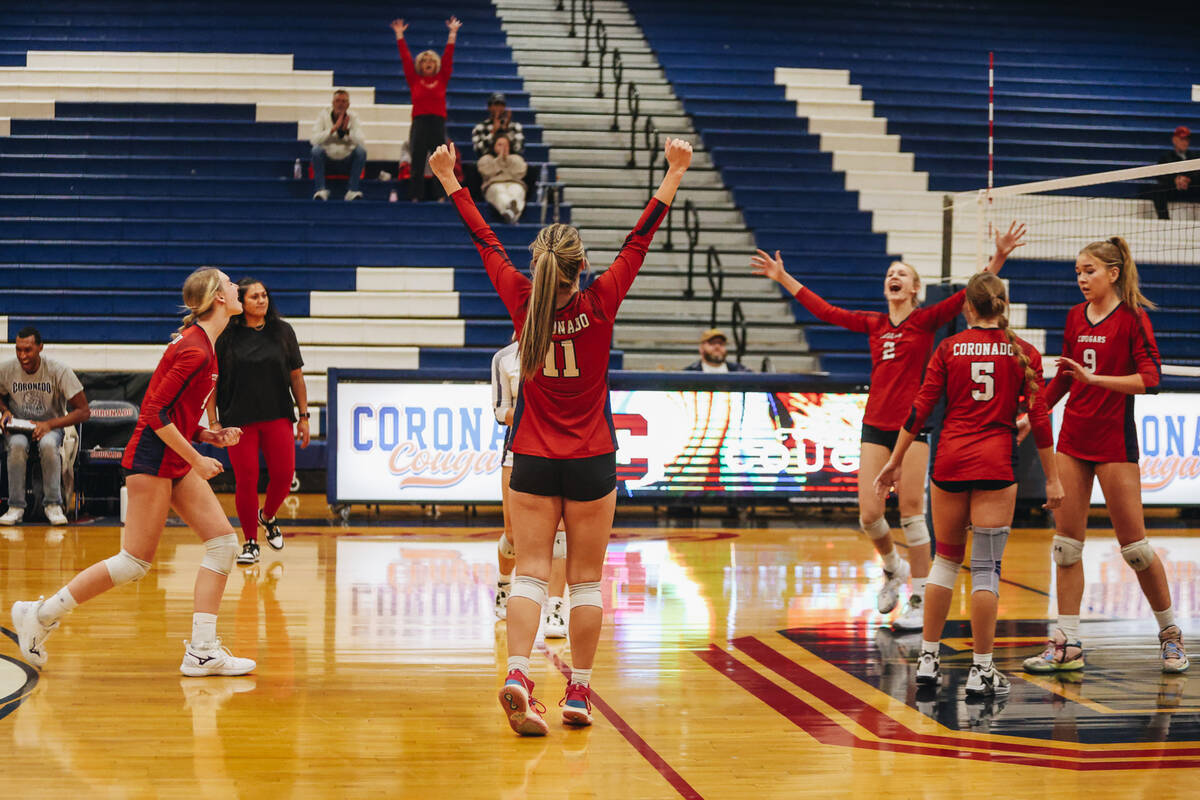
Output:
top-left (326, 370), bottom-right (1200, 508)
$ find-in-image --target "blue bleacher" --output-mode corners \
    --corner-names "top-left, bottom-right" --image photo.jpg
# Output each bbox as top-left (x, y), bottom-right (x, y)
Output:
top-left (628, 0), bottom-right (1199, 377)
top-left (0, 1), bottom-right (564, 369)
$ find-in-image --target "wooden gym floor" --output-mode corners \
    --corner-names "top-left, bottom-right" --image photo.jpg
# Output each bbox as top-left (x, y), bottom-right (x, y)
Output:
top-left (2, 495), bottom-right (1199, 798)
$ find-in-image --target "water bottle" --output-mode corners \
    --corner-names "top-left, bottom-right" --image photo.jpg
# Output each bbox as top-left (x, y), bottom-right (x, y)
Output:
top-left (537, 162), bottom-right (550, 206)
top-left (388, 186), bottom-right (399, 203)
top-left (293, 158), bottom-right (302, 179)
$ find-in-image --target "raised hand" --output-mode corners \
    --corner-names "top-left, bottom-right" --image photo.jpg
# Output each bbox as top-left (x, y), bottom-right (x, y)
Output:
top-left (749, 249), bottom-right (787, 283)
top-left (390, 18), bottom-right (407, 38)
top-left (429, 142), bottom-right (457, 181)
top-left (994, 221), bottom-right (1027, 256)
top-left (664, 137), bottom-right (692, 173)
top-left (446, 16), bottom-right (462, 35)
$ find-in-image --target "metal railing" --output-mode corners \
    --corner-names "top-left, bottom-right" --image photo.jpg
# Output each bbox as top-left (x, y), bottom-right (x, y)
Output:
top-left (581, 0), bottom-right (597, 65)
top-left (593, 20), bottom-right (608, 96)
top-left (626, 83), bottom-right (640, 167)
top-left (705, 246), bottom-right (724, 327)
top-left (682, 200), bottom-right (700, 298)
top-left (609, 49), bottom-right (623, 130)
top-left (731, 300), bottom-right (747, 365)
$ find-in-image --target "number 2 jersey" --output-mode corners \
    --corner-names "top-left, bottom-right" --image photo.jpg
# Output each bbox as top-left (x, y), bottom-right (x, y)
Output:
top-left (792, 286), bottom-right (966, 431)
top-left (122, 324), bottom-right (219, 478)
top-left (905, 327), bottom-right (1052, 483)
top-left (452, 187), bottom-right (668, 459)
top-left (1044, 302), bottom-right (1161, 463)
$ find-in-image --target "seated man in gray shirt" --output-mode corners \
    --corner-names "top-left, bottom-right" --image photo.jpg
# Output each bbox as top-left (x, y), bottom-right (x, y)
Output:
top-left (0, 327), bottom-right (90, 525)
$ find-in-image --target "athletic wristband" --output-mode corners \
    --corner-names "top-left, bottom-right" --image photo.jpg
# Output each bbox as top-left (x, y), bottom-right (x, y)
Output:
top-left (298, 412), bottom-right (311, 419)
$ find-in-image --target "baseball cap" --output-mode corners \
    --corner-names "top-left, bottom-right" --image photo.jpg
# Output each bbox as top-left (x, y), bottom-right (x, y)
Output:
top-left (700, 328), bottom-right (727, 343)
top-left (1175, 125), bottom-right (1190, 138)
top-left (488, 92), bottom-right (508, 105)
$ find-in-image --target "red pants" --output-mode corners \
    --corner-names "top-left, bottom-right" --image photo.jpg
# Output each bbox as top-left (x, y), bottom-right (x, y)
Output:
top-left (227, 418), bottom-right (295, 542)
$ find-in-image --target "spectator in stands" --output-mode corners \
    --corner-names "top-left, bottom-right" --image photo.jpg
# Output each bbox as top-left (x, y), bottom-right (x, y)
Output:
top-left (472, 92), bottom-right (525, 158)
top-left (310, 89), bottom-right (367, 202)
top-left (683, 328), bottom-right (751, 372)
top-left (478, 134), bottom-right (528, 223)
top-left (392, 15), bottom-right (460, 201)
top-left (1148, 126), bottom-right (1200, 220)
top-left (208, 279), bottom-right (310, 566)
top-left (0, 327), bottom-right (90, 526)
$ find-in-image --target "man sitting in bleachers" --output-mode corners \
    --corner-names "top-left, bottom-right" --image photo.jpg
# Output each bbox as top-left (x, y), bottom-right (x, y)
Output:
top-left (1149, 125), bottom-right (1200, 220)
top-left (682, 328), bottom-right (752, 373)
top-left (310, 89), bottom-right (368, 202)
top-left (471, 92), bottom-right (524, 158)
top-left (0, 327), bottom-right (90, 526)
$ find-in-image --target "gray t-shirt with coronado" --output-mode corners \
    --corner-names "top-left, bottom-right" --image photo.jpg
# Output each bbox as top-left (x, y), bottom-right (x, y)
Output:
top-left (0, 356), bottom-right (84, 421)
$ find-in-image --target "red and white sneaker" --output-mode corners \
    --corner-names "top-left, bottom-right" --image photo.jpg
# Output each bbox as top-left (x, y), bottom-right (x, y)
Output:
top-left (560, 682), bottom-right (593, 727)
top-left (499, 669), bottom-right (548, 736)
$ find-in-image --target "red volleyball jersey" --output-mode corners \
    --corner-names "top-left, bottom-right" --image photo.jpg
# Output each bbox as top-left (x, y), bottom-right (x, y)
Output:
top-left (396, 39), bottom-right (453, 119)
top-left (1044, 302), bottom-right (1161, 463)
top-left (452, 187), bottom-right (667, 459)
top-left (906, 327), bottom-right (1052, 483)
top-left (123, 324), bottom-right (219, 478)
top-left (793, 286), bottom-right (965, 430)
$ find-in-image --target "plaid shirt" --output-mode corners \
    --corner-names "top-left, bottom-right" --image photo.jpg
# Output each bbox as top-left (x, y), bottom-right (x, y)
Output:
top-left (471, 117), bottom-right (525, 157)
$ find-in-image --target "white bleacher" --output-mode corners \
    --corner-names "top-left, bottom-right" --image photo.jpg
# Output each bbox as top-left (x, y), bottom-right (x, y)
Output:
top-left (2, 51), bottom-right (413, 161)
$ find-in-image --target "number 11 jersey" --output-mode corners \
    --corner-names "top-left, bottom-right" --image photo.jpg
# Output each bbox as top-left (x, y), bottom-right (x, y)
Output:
top-left (452, 187), bottom-right (668, 459)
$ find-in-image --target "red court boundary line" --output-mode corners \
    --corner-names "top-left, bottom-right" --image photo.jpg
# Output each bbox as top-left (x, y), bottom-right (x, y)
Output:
top-left (734, 635), bottom-right (1200, 762)
top-left (541, 647), bottom-right (704, 799)
top-left (696, 643), bottom-right (1199, 771)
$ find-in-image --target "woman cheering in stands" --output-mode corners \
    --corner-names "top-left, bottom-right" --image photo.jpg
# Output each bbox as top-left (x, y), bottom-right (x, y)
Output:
top-left (392, 15), bottom-right (460, 202)
top-left (429, 137), bottom-right (692, 736)
top-left (209, 278), bottom-right (309, 566)
top-left (749, 223), bottom-right (1025, 629)
top-left (1022, 237), bottom-right (1188, 675)
top-left (12, 268), bottom-right (256, 677)
top-left (874, 272), bottom-right (1063, 697)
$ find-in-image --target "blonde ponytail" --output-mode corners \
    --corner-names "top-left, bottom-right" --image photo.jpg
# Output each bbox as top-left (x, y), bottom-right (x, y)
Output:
top-left (1079, 236), bottom-right (1156, 312)
top-left (177, 267), bottom-right (224, 336)
top-left (966, 272), bottom-right (1037, 397)
top-left (518, 224), bottom-right (586, 379)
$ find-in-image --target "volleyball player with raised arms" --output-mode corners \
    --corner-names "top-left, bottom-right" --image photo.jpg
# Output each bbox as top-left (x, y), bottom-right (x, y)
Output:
top-left (874, 272), bottom-right (1064, 696)
top-left (1022, 237), bottom-right (1189, 675)
top-left (430, 137), bottom-right (692, 735)
top-left (12, 268), bottom-right (256, 677)
top-left (750, 223), bottom-right (1025, 628)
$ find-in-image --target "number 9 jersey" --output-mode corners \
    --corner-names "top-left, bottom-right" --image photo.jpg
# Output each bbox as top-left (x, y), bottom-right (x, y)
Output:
top-left (905, 327), bottom-right (1053, 483)
top-left (1044, 302), bottom-right (1161, 463)
top-left (452, 187), bottom-right (669, 459)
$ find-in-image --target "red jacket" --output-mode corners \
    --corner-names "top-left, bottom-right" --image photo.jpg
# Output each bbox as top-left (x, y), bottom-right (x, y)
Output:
top-left (397, 39), bottom-right (454, 118)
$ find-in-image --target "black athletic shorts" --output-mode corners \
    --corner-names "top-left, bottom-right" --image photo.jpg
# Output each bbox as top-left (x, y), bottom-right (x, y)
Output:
top-left (861, 422), bottom-right (929, 450)
top-left (509, 451), bottom-right (617, 502)
top-left (931, 478), bottom-right (1016, 493)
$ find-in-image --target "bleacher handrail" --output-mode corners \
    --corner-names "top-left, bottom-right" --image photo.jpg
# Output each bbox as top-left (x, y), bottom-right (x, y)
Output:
top-left (581, 0), bottom-right (596, 66)
top-left (609, 49), bottom-right (623, 131)
top-left (593, 19), bottom-right (608, 97)
top-left (731, 300), bottom-right (748, 365)
top-left (644, 116), bottom-right (659, 201)
top-left (683, 199), bottom-right (700, 298)
top-left (705, 245), bottom-right (724, 327)
top-left (626, 83), bottom-right (640, 168)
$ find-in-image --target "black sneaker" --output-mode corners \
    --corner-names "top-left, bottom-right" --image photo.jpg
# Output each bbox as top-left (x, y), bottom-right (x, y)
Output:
top-left (965, 663), bottom-right (1011, 697)
top-left (236, 540), bottom-right (260, 565)
top-left (259, 510), bottom-right (285, 551)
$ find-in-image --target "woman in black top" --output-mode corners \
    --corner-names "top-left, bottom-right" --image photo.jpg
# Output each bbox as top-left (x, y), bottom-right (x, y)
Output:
top-left (208, 278), bottom-right (310, 565)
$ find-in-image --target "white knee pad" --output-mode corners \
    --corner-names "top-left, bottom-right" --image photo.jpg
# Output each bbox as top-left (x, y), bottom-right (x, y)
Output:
top-left (569, 580), bottom-right (602, 610)
top-left (970, 526), bottom-right (1010, 595)
top-left (553, 529), bottom-right (567, 559)
top-left (1051, 535), bottom-right (1083, 567)
top-left (510, 575), bottom-right (549, 607)
top-left (900, 514), bottom-right (931, 548)
top-left (497, 532), bottom-right (516, 559)
top-left (104, 549), bottom-right (151, 586)
top-left (860, 516), bottom-right (891, 542)
top-left (927, 555), bottom-right (960, 590)
top-left (1121, 538), bottom-right (1156, 572)
top-left (200, 533), bottom-right (239, 576)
